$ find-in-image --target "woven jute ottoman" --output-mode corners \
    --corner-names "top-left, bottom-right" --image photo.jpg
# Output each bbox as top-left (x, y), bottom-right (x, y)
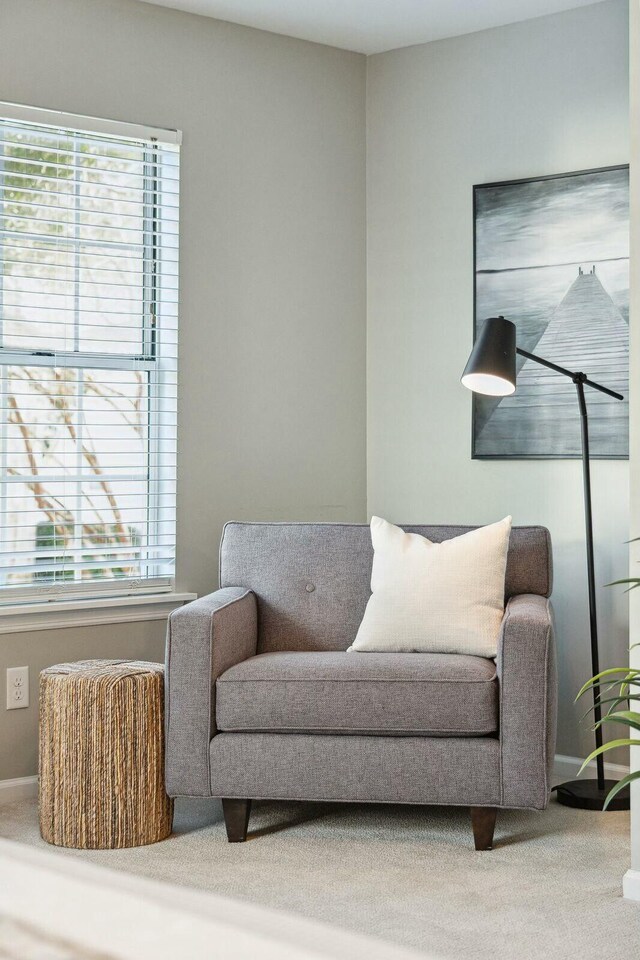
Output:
top-left (39, 659), bottom-right (173, 849)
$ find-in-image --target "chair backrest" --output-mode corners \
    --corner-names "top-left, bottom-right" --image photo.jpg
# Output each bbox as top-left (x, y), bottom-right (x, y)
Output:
top-left (219, 522), bottom-right (552, 653)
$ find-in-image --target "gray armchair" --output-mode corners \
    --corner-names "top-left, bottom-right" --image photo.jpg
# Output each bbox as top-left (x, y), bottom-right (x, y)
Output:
top-left (165, 522), bottom-right (556, 849)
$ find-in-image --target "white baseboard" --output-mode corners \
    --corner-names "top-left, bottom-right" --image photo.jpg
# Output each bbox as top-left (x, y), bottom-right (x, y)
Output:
top-left (623, 869), bottom-right (640, 901)
top-left (552, 753), bottom-right (630, 785)
top-left (0, 775), bottom-right (38, 804)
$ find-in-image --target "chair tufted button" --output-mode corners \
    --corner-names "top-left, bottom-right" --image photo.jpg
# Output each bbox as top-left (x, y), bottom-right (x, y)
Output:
top-left (305, 583), bottom-right (315, 593)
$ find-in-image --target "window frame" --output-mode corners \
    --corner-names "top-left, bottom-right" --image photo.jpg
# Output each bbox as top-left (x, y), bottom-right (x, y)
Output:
top-left (0, 103), bottom-right (180, 607)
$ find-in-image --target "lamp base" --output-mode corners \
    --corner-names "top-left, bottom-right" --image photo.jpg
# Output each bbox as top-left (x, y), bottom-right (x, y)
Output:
top-left (554, 778), bottom-right (630, 811)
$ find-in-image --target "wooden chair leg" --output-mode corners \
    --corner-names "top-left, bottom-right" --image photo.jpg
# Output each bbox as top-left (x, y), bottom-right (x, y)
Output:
top-left (470, 806), bottom-right (497, 850)
top-left (222, 799), bottom-right (252, 843)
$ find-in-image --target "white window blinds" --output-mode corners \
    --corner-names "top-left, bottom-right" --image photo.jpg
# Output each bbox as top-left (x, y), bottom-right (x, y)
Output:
top-left (0, 106), bottom-right (179, 603)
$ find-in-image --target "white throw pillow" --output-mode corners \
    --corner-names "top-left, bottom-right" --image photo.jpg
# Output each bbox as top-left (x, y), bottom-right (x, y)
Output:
top-left (348, 516), bottom-right (512, 657)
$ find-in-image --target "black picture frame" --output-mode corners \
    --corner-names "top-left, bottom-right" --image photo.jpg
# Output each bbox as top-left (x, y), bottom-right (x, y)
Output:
top-left (472, 164), bottom-right (629, 460)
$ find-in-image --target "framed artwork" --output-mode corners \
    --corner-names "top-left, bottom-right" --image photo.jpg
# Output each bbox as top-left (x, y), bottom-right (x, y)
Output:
top-left (472, 166), bottom-right (629, 459)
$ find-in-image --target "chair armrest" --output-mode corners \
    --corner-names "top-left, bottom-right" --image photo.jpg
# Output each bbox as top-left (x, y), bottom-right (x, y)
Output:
top-left (165, 587), bottom-right (257, 797)
top-left (497, 594), bottom-right (557, 810)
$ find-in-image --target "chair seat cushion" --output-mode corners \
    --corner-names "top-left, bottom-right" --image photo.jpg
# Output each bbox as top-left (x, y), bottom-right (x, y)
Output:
top-left (216, 652), bottom-right (498, 736)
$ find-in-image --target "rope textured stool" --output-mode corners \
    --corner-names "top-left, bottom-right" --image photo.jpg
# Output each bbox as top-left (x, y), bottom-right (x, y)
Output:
top-left (39, 659), bottom-right (173, 849)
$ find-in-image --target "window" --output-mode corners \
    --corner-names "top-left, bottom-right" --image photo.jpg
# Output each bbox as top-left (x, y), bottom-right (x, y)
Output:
top-left (0, 105), bottom-right (180, 604)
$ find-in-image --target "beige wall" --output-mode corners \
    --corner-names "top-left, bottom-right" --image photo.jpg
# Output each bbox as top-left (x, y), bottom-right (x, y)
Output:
top-left (366, 0), bottom-right (630, 762)
top-left (0, 0), bottom-right (367, 780)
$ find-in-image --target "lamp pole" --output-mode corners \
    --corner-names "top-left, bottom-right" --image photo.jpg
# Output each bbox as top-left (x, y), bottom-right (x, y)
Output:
top-left (515, 346), bottom-right (624, 808)
top-left (575, 374), bottom-right (605, 792)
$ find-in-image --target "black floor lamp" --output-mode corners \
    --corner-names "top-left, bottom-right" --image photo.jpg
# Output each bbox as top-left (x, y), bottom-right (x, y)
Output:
top-left (461, 315), bottom-right (630, 811)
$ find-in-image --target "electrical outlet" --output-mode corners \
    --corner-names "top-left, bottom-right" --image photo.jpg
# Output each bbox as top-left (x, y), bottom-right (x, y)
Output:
top-left (6, 666), bottom-right (29, 710)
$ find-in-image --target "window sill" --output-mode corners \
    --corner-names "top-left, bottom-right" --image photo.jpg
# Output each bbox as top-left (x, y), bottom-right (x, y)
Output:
top-left (0, 592), bottom-right (197, 635)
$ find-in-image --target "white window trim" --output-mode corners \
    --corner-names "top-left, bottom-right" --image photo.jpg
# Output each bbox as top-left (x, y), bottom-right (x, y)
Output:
top-left (0, 591), bottom-right (196, 634)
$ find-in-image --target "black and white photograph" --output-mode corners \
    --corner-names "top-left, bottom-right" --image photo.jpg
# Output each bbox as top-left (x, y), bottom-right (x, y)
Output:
top-left (473, 166), bottom-right (629, 459)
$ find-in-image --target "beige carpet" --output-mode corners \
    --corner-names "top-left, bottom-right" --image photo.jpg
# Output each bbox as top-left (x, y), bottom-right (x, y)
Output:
top-left (1, 797), bottom-right (637, 959)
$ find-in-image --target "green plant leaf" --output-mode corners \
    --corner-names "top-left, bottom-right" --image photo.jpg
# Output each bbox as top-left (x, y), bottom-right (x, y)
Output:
top-left (603, 770), bottom-right (640, 810)
top-left (594, 711), bottom-right (640, 733)
top-left (606, 696), bottom-right (640, 717)
top-left (599, 694), bottom-right (640, 705)
top-left (607, 709), bottom-right (640, 723)
top-left (605, 579), bottom-right (640, 590)
top-left (575, 669), bottom-right (640, 700)
top-left (581, 694), bottom-right (640, 720)
top-left (578, 739), bottom-right (640, 775)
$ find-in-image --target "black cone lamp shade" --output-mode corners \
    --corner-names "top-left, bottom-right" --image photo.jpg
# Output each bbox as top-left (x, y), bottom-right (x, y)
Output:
top-left (461, 316), bottom-right (516, 396)
top-left (460, 313), bottom-right (628, 813)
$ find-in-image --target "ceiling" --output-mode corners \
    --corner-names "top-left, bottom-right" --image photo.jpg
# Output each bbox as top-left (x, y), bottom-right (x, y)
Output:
top-left (138, 0), bottom-right (600, 54)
